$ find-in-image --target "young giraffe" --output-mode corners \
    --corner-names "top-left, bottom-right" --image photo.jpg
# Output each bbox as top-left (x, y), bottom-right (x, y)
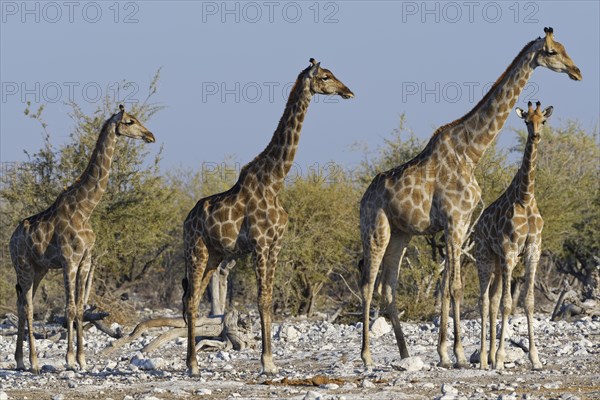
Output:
top-left (183, 59), bottom-right (354, 376)
top-left (359, 27), bottom-right (581, 369)
top-left (476, 101), bottom-right (552, 370)
top-left (9, 105), bottom-right (155, 373)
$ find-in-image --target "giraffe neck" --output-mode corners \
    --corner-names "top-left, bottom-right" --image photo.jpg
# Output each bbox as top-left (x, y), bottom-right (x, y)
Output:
top-left (243, 71), bottom-right (312, 193)
top-left (451, 38), bottom-right (544, 165)
top-left (66, 118), bottom-right (118, 217)
top-left (514, 132), bottom-right (539, 204)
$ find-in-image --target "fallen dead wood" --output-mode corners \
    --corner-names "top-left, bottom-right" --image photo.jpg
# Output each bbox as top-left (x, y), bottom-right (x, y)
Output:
top-left (509, 338), bottom-right (529, 353)
top-left (52, 309), bottom-right (110, 326)
top-left (90, 320), bottom-right (122, 339)
top-left (102, 309), bottom-right (253, 356)
top-left (2, 313), bottom-right (65, 341)
top-left (551, 280), bottom-right (600, 321)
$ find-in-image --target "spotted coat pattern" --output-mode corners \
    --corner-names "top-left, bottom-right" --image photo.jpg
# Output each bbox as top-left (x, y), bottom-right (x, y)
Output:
top-left (9, 106), bottom-right (155, 373)
top-left (182, 60), bottom-right (354, 376)
top-left (358, 28), bottom-right (581, 369)
top-left (475, 101), bottom-right (553, 371)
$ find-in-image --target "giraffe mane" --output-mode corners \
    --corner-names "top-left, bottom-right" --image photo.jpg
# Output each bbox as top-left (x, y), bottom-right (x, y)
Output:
top-left (236, 67), bottom-right (309, 182)
top-left (429, 38), bottom-right (539, 139)
top-left (60, 113), bottom-right (117, 196)
top-left (381, 37), bottom-right (541, 177)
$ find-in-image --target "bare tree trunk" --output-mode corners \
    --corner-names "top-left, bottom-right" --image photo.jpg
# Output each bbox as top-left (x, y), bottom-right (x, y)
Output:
top-left (511, 276), bottom-right (523, 315)
top-left (209, 260), bottom-right (236, 317)
top-left (306, 282), bottom-right (324, 317)
top-left (583, 259), bottom-right (600, 300)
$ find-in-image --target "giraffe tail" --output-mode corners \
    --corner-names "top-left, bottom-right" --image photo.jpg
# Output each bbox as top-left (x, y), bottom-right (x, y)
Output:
top-left (181, 277), bottom-right (189, 324)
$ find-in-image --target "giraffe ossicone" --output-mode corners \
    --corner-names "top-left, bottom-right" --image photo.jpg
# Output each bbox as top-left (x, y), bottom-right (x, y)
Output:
top-left (358, 27), bottom-right (581, 370)
top-left (10, 105), bottom-right (155, 373)
top-left (182, 58), bottom-right (353, 377)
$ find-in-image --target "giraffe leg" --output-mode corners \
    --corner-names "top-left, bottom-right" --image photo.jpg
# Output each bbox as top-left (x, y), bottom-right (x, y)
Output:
top-left (12, 251), bottom-right (27, 371)
top-left (476, 251), bottom-right (493, 370)
top-left (495, 253), bottom-right (516, 370)
top-left (360, 211), bottom-right (390, 368)
top-left (380, 233), bottom-right (411, 359)
top-left (450, 241), bottom-right (468, 368)
top-left (14, 259), bottom-right (46, 374)
top-left (14, 282), bottom-right (27, 371)
top-left (437, 250), bottom-right (452, 368)
top-left (256, 241), bottom-right (282, 375)
top-left (438, 222), bottom-right (468, 369)
top-left (184, 239), bottom-right (219, 376)
top-left (75, 250), bottom-right (92, 370)
top-left (488, 265), bottom-right (502, 368)
top-left (23, 280), bottom-right (40, 374)
top-left (63, 262), bottom-right (78, 370)
top-left (183, 241), bottom-right (205, 377)
top-left (254, 247), bottom-right (275, 375)
top-left (524, 242), bottom-right (542, 370)
top-left (10, 244), bottom-right (28, 371)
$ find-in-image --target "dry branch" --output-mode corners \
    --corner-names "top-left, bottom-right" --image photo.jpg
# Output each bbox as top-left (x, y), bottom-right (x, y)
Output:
top-left (102, 309), bottom-right (253, 355)
top-left (52, 310), bottom-right (110, 327)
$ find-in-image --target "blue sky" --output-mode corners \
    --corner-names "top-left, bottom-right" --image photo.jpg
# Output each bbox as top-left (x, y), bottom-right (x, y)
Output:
top-left (1, 1), bottom-right (598, 176)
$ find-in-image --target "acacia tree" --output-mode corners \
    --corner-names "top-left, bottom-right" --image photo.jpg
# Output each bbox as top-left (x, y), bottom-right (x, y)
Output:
top-left (275, 169), bottom-right (361, 316)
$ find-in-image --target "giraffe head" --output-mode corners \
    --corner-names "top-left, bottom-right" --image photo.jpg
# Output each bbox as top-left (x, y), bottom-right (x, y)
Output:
top-left (115, 104), bottom-right (156, 143)
top-left (305, 58), bottom-right (354, 99)
top-left (534, 27), bottom-right (582, 81)
top-left (515, 101), bottom-right (553, 141)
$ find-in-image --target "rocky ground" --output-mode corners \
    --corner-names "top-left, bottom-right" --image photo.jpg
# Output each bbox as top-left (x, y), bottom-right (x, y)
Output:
top-left (0, 309), bottom-right (599, 400)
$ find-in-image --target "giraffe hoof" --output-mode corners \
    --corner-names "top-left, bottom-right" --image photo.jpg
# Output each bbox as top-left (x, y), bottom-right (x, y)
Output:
top-left (30, 367), bottom-right (41, 375)
top-left (531, 363), bottom-right (543, 371)
top-left (454, 361), bottom-right (470, 369)
top-left (187, 367), bottom-right (201, 377)
top-left (260, 370), bottom-right (278, 378)
top-left (437, 361), bottom-right (452, 369)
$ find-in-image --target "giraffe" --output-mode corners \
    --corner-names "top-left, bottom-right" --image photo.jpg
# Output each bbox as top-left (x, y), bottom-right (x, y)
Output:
top-left (182, 58), bottom-right (354, 376)
top-left (358, 27), bottom-right (581, 369)
top-left (475, 101), bottom-right (552, 370)
top-left (9, 105), bottom-right (155, 373)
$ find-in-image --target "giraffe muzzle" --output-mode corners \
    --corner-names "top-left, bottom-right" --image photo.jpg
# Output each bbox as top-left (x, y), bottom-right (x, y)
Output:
top-left (568, 66), bottom-right (582, 81)
top-left (144, 132), bottom-right (156, 143)
top-left (340, 90), bottom-right (355, 99)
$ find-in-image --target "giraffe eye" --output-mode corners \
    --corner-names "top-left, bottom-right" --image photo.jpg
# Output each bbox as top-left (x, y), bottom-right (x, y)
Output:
top-left (545, 49), bottom-right (557, 56)
top-left (321, 76), bottom-right (329, 81)
top-left (123, 120), bottom-right (135, 126)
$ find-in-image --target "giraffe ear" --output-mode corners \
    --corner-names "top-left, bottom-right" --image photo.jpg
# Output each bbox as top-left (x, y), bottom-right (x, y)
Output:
top-left (515, 107), bottom-right (526, 119)
top-left (308, 62), bottom-right (320, 78)
top-left (543, 106), bottom-right (553, 119)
